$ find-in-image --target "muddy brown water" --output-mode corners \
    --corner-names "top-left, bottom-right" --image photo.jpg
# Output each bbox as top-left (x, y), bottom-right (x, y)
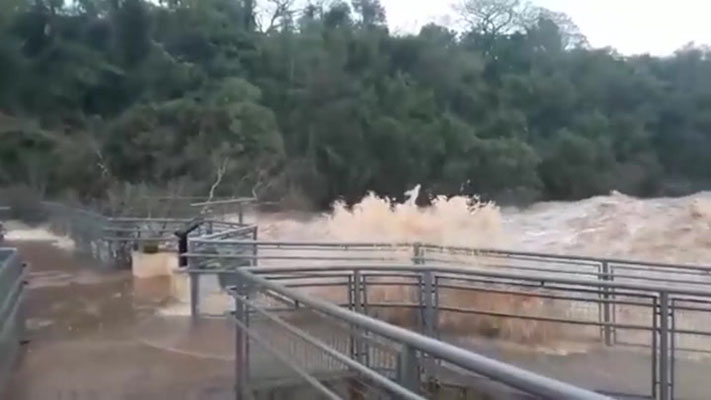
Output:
top-left (5, 238), bottom-right (711, 399)
top-left (2, 240), bottom-right (235, 400)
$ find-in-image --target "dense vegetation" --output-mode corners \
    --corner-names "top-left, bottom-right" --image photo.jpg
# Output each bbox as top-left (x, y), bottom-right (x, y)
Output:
top-left (2, 0), bottom-right (711, 208)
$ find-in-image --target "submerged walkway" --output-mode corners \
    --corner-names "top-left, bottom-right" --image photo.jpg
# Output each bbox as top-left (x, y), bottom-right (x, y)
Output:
top-left (5, 240), bottom-right (711, 399)
top-left (2, 241), bottom-right (234, 400)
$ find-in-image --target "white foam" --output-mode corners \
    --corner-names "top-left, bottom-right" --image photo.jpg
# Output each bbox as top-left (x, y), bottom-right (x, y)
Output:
top-left (4, 221), bottom-right (76, 250)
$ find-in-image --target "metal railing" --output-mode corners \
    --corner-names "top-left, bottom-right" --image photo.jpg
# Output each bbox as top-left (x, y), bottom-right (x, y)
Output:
top-left (184, 241), bottom-right (711, 399)
top-left (186, 240), bottom-right (711, 287)
top-left (227, 267), bottom-right (612, 400)
top-left (8, 199), bottom-right (711, 399)
top-left (217, 264), bottom-right (711, 399)
top-left (0, 248), bottom-right (25, 390)
top-left (39, 202), bottom-right (258, 267)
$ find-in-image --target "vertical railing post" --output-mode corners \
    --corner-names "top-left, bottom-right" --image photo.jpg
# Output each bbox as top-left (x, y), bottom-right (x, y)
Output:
top-left (415, 275), bottom-right (424, 332)
top-left (188, 239), bottom-right (200, 320)
top-left (422, 269), bottom-right (435, 338)
top-left (397, 345), bottom-right (420, 395)
top-left (601, 261), bottom-right (615, 346)
top-left (670, 298), bottom-right (676, 399)
top-left (652, 296), bottom-right (658, 400)
top-left (433, 276), bottom-right (441, 340)
top-left (659, 291), bottom-right (671, 400)
top-left (421, 269), bottom-right (436, 383)
top-left (352, 269), bottom-right (366, 365)
top-left (412, 243), bottom-right (423, 265)
top-left (348, 274), bottom-right (356, 360)
top-left (361, 274), bottom-right (370, 367)
top-left (252, 227), bottom-right (258, 267)
top-left (176, 221), bottom-right (202, 320)
top-left (238, 202), bottom-right (244, 225)
top-left (234, 283), bottom-right (247, 400)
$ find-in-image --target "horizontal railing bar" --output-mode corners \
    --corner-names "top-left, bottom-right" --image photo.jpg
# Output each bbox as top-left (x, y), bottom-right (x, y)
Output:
top-left (230, 314), bottom-right (342, 400)
top-left (189, 240), bottom-right (412, 248)
top-left (191, 255), bottom-right (406, 262)
top-left (473, 265), bottom-right (711, 288)
top-left (412, 273), bottom-right (664, 301)
top-left (285, 282), bottom-right (350, 289)
top-left (368, 281), bottom-right (659, 308)
top-left (196, 227), bottom-right (256, 241)
top-left (232, 269), bottom-right (611, 400)
top-left (271, 299), bottom-right (711, 338)
top-left (233, 265), bottom-right (711, 298)
top-left (426, 258), bottom-right (604, 276)
top-left (422, 245), bottom-right (711, 273)
top-left (425, 252), bottom-right (601, 269)
top-left (233, 291), bottom-right (426, 400)
top-left (185, 266), bottom-right (663, 301)
top-left (264, 273), bottom-right (711, 315)
top-left (365, 302), bottom-right (651, 331)
top-left (103, 237), bottom-right (176, 242)
top-left (602, 263), bottom-right (711, 276)
top-left (212, 253), bottom-right (711, 289)
top-left (191, 197), bottom-right (256, 207)
top-left (103, 228), bottom-right (184, 233)
top-left (109, 217), bottom-right (196, 223)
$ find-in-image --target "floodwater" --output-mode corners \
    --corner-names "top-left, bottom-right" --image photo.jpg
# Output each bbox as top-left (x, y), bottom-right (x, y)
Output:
top-left (254, 187), bottom-right (711, 265)
top-left (2, 240), bottom-right (234, 400)
top-left (4, 187), bottom-right (711, 398)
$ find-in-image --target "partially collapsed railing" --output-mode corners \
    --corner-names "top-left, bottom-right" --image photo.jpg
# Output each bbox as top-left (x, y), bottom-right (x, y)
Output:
top-left (0, 248), bottom-right (25, 390)
top-left (41, 201), bottom-right (257, 266)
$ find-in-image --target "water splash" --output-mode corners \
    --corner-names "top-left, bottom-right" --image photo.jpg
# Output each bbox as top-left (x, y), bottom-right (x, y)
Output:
top-left (509, 191), bottom-right (711, 264)
top-left (4, 221), bottom-right (76, 250)
top-left (259, 185), bottom-right (505, 249)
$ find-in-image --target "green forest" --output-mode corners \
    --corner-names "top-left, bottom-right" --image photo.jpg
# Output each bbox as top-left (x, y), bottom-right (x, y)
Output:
top-left (2, 0), bottom-right (711, 208)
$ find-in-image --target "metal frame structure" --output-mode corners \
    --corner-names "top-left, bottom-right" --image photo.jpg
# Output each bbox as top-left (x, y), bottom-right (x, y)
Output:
top-left (0, 248), bottom-right (26, 390)
top-left (185, 240), bottom-right (711, 400)
top-left (41, 201), bottom-right (257, 267)
top-left (7, 201), bottom-right (711, 399)
top-left (227, 267), bottom-right (612, 400)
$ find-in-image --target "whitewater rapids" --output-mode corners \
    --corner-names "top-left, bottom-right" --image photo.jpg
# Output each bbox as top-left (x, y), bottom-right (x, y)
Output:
top-left (256, 188), bottom-right (711, 266)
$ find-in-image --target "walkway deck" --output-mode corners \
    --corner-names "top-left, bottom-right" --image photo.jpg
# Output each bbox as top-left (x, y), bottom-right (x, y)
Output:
top-left (5, 241), bottom-right (711, 399)
top-left (2, 242), bottom-right (233, 400)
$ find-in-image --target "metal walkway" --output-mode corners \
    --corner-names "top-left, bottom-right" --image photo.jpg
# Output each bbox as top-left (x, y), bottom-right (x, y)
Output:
top-left (186, 238), bottom-right (711, 400)
top-left (5, 201), bottom-right (711, 399)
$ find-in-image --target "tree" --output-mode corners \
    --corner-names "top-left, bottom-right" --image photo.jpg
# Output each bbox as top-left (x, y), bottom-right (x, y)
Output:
top-left (4, 0), bottom-right (711, 207)
top-left (455, 0), bottom-right (531, 36)
top-left (352, 0), bottom-right (385, 27)
top-left (114, 0), bottom-right (152, 67)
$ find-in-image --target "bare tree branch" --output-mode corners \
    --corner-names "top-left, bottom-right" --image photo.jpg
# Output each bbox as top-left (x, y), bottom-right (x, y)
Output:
top-left (455, 0), bottom-right (529, 36)
top-left (261, 0), bottom-right (297, 33)
top-left (202, 157), bottom-right (228, 215)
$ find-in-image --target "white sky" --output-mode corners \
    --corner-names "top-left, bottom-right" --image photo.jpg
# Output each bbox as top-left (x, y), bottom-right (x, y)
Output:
top-left (383, 0), bottom-right (711, 55)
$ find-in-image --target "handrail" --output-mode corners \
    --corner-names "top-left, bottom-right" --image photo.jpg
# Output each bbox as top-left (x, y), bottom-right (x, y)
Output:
top-left (190, 197), bottom-right (256, 207)
top-left (188, 239), bottom-right (412, 247)
top-left (422, 244), bottom-right (711, 273)
top-left (230, 290), bottom-right (427, 400)
top-left (197, 226), bottom-right (257, 241)
top-left (233, 268), bottom-right (612, 400)
top-left (0, 248), bottom-right (25, 391)
top-left (186, 239), bottom-right (711, 273)
top-left (197, 264), bottom-right (711, 298)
